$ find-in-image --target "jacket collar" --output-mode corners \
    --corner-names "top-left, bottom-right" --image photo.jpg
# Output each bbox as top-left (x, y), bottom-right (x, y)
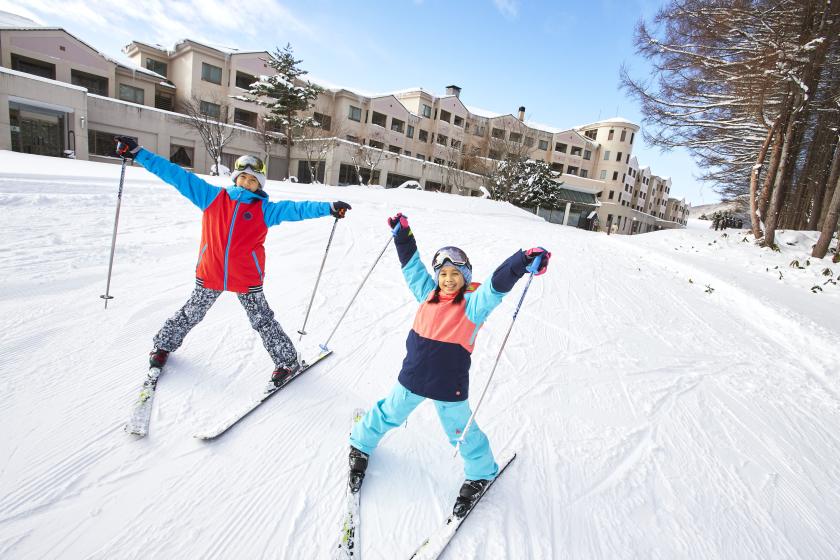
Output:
top-left (226, 185), bottom-right (268, 202)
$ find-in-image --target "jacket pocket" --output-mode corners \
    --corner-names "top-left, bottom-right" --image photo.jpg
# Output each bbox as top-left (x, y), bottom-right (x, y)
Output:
top-left (196, 244), bottom-right (208, 271)
top-left (251, 250), bottom-right (264, 281)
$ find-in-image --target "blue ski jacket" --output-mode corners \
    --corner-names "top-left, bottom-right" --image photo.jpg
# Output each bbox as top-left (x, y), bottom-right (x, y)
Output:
top-left (393, 227), bottom-right (532, 402)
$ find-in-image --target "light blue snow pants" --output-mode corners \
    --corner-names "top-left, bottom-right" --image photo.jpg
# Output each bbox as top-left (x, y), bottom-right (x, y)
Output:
top-left (349, 383), bottom-right (499, 481)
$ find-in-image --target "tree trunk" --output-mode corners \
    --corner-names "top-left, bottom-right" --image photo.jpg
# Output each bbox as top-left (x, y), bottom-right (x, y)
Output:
top-left (763, 109), bottom-right (798, 248)
top-left (812, 173), bottom-right (840, 258)
top-left (749, 120), bottom-right (778, 238)
top-left (758, 127), bottom-right (784, 225)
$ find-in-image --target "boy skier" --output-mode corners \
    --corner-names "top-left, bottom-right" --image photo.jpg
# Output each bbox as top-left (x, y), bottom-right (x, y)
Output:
top-left (114, 136), bottom-right (351, 385)
top-left (347, 212), bottom-right (549, 517)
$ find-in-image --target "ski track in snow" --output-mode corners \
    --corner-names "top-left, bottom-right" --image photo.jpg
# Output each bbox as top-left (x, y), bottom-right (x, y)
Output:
top-left (0, 152), bottom-right (839, 559)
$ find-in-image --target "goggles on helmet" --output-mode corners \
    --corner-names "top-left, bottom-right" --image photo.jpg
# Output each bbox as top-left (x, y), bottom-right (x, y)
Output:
top-left (432, 246), bottom-right (471, 271)
top-left (234, 155), bottom-right (267, 175)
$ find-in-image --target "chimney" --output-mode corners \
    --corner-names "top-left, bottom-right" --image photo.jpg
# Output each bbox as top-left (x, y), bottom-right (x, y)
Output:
top-left (518, 106), bottom-right (526, 121)
top-left (446, 85), bottom-right (461, 98)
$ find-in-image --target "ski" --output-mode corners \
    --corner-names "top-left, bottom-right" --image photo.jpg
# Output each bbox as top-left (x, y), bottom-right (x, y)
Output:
top-left (125, 366), bottom-right (163, 437)
top-left (408, 450), bottom-right (517, 560)
top-left (193, 349), bottom-right (333, 440)
top-left (333, 407), bottom-right (366, 560)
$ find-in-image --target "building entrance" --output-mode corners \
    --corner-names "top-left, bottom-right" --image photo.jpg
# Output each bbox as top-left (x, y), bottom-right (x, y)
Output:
top-left (9, 102), bottom-right (66, 157)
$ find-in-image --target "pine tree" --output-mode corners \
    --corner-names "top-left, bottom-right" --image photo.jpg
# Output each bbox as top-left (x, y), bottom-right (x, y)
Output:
top-left (490, 157), bottom-right (563, 209)
top-left (238, 44), bottom-right (323, 177)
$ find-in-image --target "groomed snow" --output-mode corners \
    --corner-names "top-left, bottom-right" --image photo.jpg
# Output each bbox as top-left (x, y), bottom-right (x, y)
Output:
top-left (0, 151), bottom-right (839, 559)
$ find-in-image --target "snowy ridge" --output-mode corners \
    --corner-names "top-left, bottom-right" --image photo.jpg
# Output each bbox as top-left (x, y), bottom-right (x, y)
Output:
top-left (0, 152), bottom-right (839, 559)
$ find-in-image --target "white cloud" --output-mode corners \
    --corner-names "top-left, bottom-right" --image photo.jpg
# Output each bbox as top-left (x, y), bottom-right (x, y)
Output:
top-left (492, 0), bottom-right (518, 18)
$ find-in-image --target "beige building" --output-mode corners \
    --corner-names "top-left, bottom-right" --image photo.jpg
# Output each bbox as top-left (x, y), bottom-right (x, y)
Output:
top-left (0, 21), bottom-right (687, 232)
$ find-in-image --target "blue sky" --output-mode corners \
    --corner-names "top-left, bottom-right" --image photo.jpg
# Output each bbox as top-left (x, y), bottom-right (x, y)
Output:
top-left (2, 0), bottom-right (718, 205)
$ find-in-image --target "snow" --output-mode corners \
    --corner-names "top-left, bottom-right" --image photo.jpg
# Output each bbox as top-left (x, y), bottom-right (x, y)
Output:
top-left (1, 151), bottom-right (840, 559)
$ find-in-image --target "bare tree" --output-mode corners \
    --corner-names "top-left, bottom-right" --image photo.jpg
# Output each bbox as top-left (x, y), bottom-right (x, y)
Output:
top-left (297, 117), bottom-right (344, 184)
top-left (179, 95), bottom-right (237, 174)
top-left (254, 117), bottom-right (283, 172)
top-left (349, 130), bottom-right (396, 186)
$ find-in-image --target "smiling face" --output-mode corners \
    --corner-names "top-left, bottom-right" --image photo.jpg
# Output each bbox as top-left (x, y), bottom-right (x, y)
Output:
top-left (235, 172), bottom-right (261, 192)
top-left (437, 265), bottom-right (465, 295)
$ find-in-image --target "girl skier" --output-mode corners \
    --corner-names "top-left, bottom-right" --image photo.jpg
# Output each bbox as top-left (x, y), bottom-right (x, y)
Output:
top-left (113, 136), bottom-right (351, 385)
top-left (347, 212), bottom-right (549, 516)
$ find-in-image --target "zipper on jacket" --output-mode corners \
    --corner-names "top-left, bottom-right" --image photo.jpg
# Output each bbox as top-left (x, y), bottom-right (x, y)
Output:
top-left (223, 201), bottom-right (242, 291)
top-left (251, 250), bottom-right (263, 281)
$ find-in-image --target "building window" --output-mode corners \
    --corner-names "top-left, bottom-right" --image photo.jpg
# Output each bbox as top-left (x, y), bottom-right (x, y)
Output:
top-left (418, 129), bottom-right (429, 142)
top-left (170, 144), bottom-right (194, 167)
top-left (473, 125), bottom-right (485, 137)
top-left (616, 151), bottom-right (622, 161)
top-left (416, 154), bottom-right (425, 161)
top-left (489, 149), bottom-right (501, 160)
top-left (450, 139), bottom-right (461, 149)
top-left (630, 132), bottom-right (635, 144)
top-left (346, 135), bottom-right (359, 143)
top-left (581, 169), bottom-right (588, 178)
top-left (71, 70), bottom-right (108, 95)
top-left (453, 115), bottom-right (464, 127)
top-left (404, 124), bottom-right (414, 138)
top-left (421, 104), bottom-right (432, 118)
top-left (433, 157), bottom-right (445, 165)
top-left (613, 171), bottom-right (619, 180)
top-left (348, 105), bottom-right (362, 122)
top-left (404, 151), bottom-right (411, 157)
top-left (118, 84), bottom-right (144, 104)
top-left (439, 109), bottom-right (451, 123)
top-left (600, 170), bottom-right (607, 179)
top-left (155, 91), bottom-right (174, 111)
top-left (89, 130), bottom-right (133, 156)
top-left (11, 54), bottom-right (55, 79)
top-left (391, 118), bottom-right (405, 133)
top-left (389, 145), bottom-right (401, 154)
top-left (566, 166), bottom-right (579, 176)
top-left (570, 146), bottom-right (582, 157)
top-left (509, 132), bottom-right (522, 143)
top-left (608, 129), bottom-right (614, 140)
top-left (583, 149), bottom-right (591, 160)
top-left (371, 111), bottom-right (387, 127)
top-left (555, 142), bottom-right (567, 153)
top-left (491, 128), bottom-right (505, 140)
top-left (234, 108), bottom-right (257, 127)
top-left (608, 190), bottom-right (614, 200)
top-left (538, 139), bottom-right (549, 150)
top-left (201, 62), bottom-right (222, 84)
top-left (369, 139), bottom-right (384, 149)
top-left (312, 112), bottom-right (331, 130)
top-left (550, 163), bottom-right (564, 173)
top-left (604, 150), bottom-right (611, 161)
top-left (584, 129), bottom-right (597, 140)
top-left (200, 101), bottom-right (221, 119)
top-left (436, 134), bottom-right (448, 146)
top-left (626, 154), bottom-right (630, 164)
top-left (235, 71), bottom-right (256, 90)
top-left (525, 136), bottom-right (535, 147)
top-left (145, 58), bottom-right (167, 77)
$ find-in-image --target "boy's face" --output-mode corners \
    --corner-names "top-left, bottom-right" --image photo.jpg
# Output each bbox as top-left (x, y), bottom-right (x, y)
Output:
top-left (236, 172), bottom-right (261, 192)
top-left (437, 266), bottom-right (465, 295)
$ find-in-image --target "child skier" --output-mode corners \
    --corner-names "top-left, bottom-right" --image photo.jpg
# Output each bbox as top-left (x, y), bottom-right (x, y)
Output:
top-left (347, 212), bottom-right (549, 517)
top-left (113, 136), bottom-right (351, 385)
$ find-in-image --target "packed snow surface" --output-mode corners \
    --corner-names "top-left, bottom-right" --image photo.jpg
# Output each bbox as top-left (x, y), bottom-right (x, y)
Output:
top-left (1, 151), bottom-right (839, 559)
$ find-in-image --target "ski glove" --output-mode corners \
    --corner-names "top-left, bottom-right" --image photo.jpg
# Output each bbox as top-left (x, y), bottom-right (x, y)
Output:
top-left (524, 247), bottom-right (551, 275)
top-left (387, 212), bottom-right (411, 234)
top-left (114, 136), bottom-right (141, 159)
top-left (330, 201), bottom-right (352, 218)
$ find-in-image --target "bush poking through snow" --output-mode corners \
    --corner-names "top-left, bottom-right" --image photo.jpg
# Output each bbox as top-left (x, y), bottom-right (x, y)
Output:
top-left (705, 284), bottom-right (715, 294)
top-left (790, 260), bottom-right (805, 269)
top-left (811, 285), bottom-right (823, 293)
top-left (822, 268), bottom-right (832, 276)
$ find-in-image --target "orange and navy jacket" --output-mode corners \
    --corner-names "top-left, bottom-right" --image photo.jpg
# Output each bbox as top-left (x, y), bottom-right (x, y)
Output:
top-left (393, 228), bottom-right (531, 402)
top-left (135, 149), bottom-right (331, 293)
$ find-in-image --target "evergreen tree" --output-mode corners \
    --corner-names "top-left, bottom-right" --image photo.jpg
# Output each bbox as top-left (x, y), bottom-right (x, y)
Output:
top-left (490, 157), bottom-right (563, 209)
top-left (238, 44), bottom-right (323, 176)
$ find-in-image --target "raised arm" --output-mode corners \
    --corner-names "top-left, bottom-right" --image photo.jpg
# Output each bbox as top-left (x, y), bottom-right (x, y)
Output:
top-left (114, 137), bottom-right (222, 211)
top-left (465, 247), bottom-right (551, 324)
top-left (388, 213), bottom-right (436, 303)
top-left (263, 200), bottom-right (351, 227)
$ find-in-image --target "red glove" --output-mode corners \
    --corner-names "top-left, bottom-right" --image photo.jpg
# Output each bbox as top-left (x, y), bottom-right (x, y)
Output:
top-left (525, 247), bottom-right (551, 275)
top-left (387, 212), bottom-right (410, 231)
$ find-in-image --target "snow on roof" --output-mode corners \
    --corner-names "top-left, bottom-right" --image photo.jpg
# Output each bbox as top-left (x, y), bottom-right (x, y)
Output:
top-left (523, 119), bottom-right (563, 134)
top-left (465, 105), bottom-right (501, 118)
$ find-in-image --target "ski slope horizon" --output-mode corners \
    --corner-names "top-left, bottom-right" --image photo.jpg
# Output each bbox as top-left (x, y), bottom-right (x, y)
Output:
top-left (1, 151), bottom-right (839, 559)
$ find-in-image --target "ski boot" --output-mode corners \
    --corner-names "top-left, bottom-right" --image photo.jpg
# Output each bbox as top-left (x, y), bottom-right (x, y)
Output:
top-left (348, 446), bottom-right (369, 494)
top-left (452, 479), bottom-right (490, 518)
top-left (149, 348), bottom-right (169, 369)
top-left (270, 362), bottom-right (300, 387)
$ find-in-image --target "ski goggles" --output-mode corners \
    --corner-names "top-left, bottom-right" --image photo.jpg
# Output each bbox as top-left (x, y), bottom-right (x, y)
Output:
top-left (234, 155), bottom-right (267, 175)
top-left (432, 246), bottom-right (471, 271)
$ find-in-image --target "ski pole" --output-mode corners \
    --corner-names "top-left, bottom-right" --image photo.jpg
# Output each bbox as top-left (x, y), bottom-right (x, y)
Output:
top-left (319, 224), bottom-right (399, 352)
top-left (453, 254), bottom-right (542, 457)
top-left (100, 156), bottom-right (129, 309)
top-left (298, 217), bottom-right (339, 341)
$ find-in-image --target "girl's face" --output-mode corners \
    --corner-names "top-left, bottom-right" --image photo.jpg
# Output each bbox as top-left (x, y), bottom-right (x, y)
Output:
top-left (236, 172), bottom-right (261, 192)
top-left (438, 266), bottom-right (465, 295)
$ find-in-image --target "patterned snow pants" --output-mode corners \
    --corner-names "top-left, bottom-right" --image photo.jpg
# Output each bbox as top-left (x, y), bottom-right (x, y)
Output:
top-left (152, 286), bottom-right (299, 369)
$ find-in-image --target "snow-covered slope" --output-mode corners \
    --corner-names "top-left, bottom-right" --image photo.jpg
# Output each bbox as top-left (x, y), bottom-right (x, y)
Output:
top-left (0, 151), bottom-right (839, 559)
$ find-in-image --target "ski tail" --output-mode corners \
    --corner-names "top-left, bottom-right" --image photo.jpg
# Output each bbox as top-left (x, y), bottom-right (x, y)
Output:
top-left (125, 366), bottom-right (163, 437)
top-left (333, 407), bottom-right (366, 559)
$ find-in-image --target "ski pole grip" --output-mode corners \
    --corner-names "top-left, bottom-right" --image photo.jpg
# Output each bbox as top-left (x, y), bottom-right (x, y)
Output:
top-left (526, 254), bottom-right (542, 274)
top-left (391, 222), bottom-right (401, 237)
